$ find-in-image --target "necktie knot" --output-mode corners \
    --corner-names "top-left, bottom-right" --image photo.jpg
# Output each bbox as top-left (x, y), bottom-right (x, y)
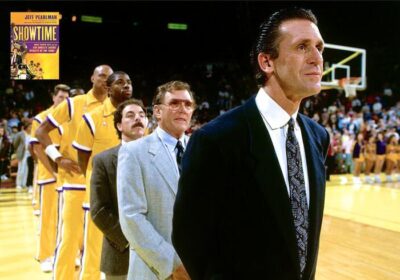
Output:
top-left (288, 118), bottom-right (295, 132)
top-left (176, 140), bottom-right (184, 174)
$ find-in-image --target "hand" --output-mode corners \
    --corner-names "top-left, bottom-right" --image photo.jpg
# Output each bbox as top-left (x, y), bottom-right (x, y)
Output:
top-left (55, 157), bottom-right (82, 176)
top-left (172, 265), bottom-right (190, 280)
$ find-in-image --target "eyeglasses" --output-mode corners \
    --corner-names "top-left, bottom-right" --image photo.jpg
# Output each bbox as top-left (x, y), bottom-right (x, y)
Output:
top-left (159, 100), bottom-right (196, 111)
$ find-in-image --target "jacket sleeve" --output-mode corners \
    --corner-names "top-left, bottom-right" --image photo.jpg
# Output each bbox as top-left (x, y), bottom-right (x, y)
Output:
top-left (90, 152), bottom-right (128, 252)
top-left (117, 143), bottom-right (181, 280)
top-left (172, 128), bottom-right (222, 280)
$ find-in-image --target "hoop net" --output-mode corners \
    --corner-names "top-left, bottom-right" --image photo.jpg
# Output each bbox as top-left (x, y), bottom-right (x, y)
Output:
top-left (338, 77), bottom-right (361, 99)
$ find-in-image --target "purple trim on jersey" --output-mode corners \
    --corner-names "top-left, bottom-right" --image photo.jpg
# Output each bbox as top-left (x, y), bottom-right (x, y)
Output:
top-left (72, 143), bottom-right (92, 153)
top-left (376, 141), bottom-right (386, 155)
top-left (38, 179), bottom-right (57, 186)
top-left (82, 205), bottom-right (90, 210)
top-left (62, 187), bottom-right (86, 191)
top-left (82, 114), bottom-right (94, 136)
top-left (29, 139), bottom-right (39, 145)
top-left (67, 97), bottom-right (72, 119)
top-left (46, 116), bottom-right (58, 128)
top-left (33, 117), bottom-right (42, 124)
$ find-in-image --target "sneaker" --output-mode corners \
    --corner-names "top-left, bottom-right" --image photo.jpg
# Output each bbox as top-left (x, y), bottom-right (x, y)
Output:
top-left (16, 186), bottom-right (23, 191)
top-left (365, 177), bottom-right (374, 184)
top-left (353, 177), bottom-right (361, 184)
top-left (33, 209), bottom-right (40, 216)
top-left (28, 186), bottom-right (33, 194)
top-left (1, 174), bottom-right (9, 180)
top-left (75, 258), bottom-right (81, 267)
top-left (40, 258), bottom-right (53, 273)
top-left (375, 176), bottom-right (381, 183)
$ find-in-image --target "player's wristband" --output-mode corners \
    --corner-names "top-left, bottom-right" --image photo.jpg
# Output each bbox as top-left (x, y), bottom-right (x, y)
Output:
top-left (45, 144), bottom-right (62, 162)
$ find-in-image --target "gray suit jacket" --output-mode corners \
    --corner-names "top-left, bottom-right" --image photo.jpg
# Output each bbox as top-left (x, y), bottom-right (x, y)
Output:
top-left (12, 131), bottom-right (26, 161)
top-left (91, 145), bottom-right (129, 276)
top-left (117, 131), bottom-right (186, 280)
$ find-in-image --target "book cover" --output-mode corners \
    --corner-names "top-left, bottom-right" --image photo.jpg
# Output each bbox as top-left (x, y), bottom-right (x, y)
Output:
top-left (10, 12), bottom-right (61, 80)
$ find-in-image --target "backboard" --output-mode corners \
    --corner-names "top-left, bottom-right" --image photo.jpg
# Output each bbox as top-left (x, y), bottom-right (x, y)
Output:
top-left (321, 43), bottom-right (367, 91)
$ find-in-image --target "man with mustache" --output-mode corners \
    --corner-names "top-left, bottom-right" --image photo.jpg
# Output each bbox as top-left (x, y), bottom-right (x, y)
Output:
top-left (72, 71), bottom-right (133, 279)
top-left (90, 99), bottom-right (148, 280)
top-left (118, 81), bottom-right (194, 280)
top-left (173, 8), bottom-right (330, 280)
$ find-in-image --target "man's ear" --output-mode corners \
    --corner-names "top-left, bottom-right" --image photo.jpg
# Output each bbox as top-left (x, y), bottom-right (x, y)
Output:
top-left (116, 122), bottom-right (122, 133)
top-left (153, 105), bottom-right (161, 119)
top-left (258, 53), bottom-right (273, 74)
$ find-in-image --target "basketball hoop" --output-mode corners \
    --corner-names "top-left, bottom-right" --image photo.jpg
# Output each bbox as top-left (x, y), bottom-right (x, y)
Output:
top-left (338, 77), bottom-right (361, 99)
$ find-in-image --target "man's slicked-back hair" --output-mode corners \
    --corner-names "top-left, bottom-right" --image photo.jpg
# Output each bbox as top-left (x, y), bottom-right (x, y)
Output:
top-left (250, 7), bottom-right (318, 87)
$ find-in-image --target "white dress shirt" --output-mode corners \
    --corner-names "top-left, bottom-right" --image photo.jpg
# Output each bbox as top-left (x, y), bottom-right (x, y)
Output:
top-left (156, 126), bottom-right (187, 176)
top-left (255, 88), bottom-right (310, 206)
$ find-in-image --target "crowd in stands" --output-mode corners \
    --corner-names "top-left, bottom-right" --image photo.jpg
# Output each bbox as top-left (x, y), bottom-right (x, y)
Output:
top-left (300, 82), bottom-right (400, 183)
top-left (0, 61), bottom-right (399, 186)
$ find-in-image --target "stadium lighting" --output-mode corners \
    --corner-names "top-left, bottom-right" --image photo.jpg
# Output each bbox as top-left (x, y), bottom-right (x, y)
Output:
top-left (81, 15), bottom-right (102, 24)
top-left (167, 23), bottom-right (187, 30)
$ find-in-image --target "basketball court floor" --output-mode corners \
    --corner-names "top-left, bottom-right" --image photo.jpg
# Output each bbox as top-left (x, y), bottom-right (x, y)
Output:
top-left (1, 174), bottom-right (399, 279)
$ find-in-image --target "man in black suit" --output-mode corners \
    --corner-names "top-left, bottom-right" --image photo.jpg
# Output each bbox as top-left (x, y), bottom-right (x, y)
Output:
top-left (10, 48), bottom-right (22, 66)
top-left (90, 98), bottom-right (148, 280)
top-left (172, 7), bottom-right (330, 280)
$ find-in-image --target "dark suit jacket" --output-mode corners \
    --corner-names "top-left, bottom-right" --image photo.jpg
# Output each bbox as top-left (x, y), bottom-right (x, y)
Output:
top-left (90, 145), bottom-right (129, 276)
top-left (172, 96), bottom-right (330, 280)
top-left (11, 54), bottom-right (22, 65)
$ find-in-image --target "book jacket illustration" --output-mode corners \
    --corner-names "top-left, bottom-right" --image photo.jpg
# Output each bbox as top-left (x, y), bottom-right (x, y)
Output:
top-left (10, 12), bottom-right (60, 80)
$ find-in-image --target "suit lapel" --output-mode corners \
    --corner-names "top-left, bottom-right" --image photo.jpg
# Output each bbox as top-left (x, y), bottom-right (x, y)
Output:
top-left (244, 97), bottom-right (299, 272)
top-left (148, 133), bottom-right (179, 195)
top-left (297, 115), bottom-right (326, 275)
top-left (111, 145), bottom-right (121, 171)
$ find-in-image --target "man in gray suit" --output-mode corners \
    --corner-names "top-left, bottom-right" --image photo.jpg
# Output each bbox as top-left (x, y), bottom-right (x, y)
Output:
top-left (117, 81), bottom-right (195, 280)
top-left (13, 120), bottom-right (32, 190)
top-left (91, 98), bottom-right (148, 280)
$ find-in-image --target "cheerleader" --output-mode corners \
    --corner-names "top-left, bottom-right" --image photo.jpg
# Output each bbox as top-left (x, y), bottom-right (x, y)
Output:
top-left (364, 135), bottom-right (376, 184)
top-left (385, 135), bottom-right (398, 182)
top-left (374, 132), bottom-right (386, 183)
top-left (352, 133), bottom-right (365, 184)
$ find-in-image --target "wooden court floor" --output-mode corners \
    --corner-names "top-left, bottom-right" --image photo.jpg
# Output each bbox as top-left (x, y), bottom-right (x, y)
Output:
top-left (1, 174), bottom-right (400, 280)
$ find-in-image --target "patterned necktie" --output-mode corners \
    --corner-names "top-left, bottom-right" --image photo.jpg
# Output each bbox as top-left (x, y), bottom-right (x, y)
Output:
top-left (175, 140), bottom-right (184, 175)
top-left (286, 118), bottom-right (309, 276)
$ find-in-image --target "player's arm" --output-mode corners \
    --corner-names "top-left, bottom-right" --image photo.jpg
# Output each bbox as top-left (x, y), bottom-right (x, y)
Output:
top-left (72, 113), bottom-right (95, 177)
top-left (36, 99), bottom-right (81, 175)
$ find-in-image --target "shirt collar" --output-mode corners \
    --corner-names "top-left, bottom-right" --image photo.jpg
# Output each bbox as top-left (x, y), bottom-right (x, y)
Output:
top-left (156, 126), bottom-right (186, 150)
top-left (103, 98), bottom-right (116, 117)
top-left (86, 89), bottom-right (105, 106)
top-left (255, 87), bottom-right (298, 130)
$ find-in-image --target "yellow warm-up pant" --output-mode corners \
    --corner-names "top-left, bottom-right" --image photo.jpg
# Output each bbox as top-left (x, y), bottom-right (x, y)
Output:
top-left (79, 207), bottom-right (103, 280)
top-left (53, 190), bottom-right (85, 280)
top-left (55, 187), bottom-right (63, 247)
top-left (36, 182), bottom-right (58, 261)
top-left (31, 165), bottom-right (39, 212)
